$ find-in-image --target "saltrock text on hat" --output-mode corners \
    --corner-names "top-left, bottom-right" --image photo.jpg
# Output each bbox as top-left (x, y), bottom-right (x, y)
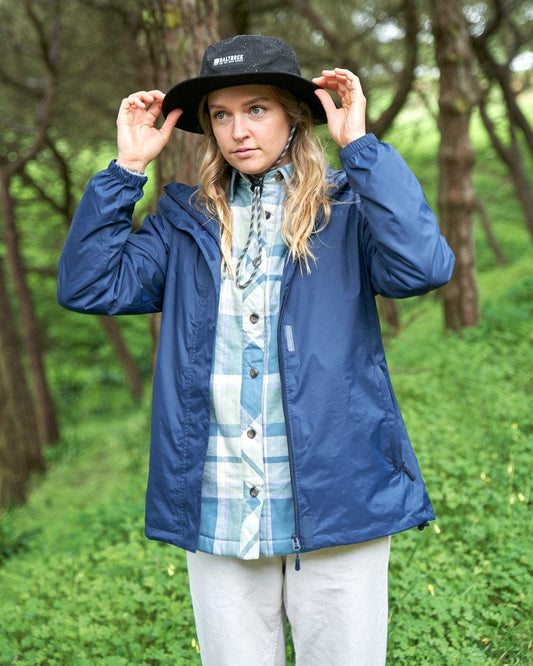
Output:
top-left (213, 55), bottom-right (244, 67)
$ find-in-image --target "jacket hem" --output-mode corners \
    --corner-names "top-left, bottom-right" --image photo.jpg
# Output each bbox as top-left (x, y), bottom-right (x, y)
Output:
top-left (145, 509), bottom-right (434, 556)
top-left (299, 511), bottom-right (435, 554)
top-left (145, 525), bottom-right (196, 552)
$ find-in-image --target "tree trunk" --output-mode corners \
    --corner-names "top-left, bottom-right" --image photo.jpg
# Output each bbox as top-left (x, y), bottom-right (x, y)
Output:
top-left (0, 172), bottom-right (60, 446)
top-left (141, 0), bottom-right (220, 356)
top-left (0, 259), bottom-right (44, 506)
top-left (369, 0), bottom-right (419, 139)
top-left (285, 0), bottom-right (418, 138)
top-left (472, 31), bottom-right (533, 154)
top-left (474, 194), bottom-right (507, 267)
top-left (377, 296), bottom-right (401, 332)
top-left (99, 316), bottom-right (144, 400)
top-left (478, 95), bottom-right (533, 239)
top-left (431, 0), bottom-right (480, 330)
top-left (143, 0), bottom-right (219, 187)
top-left (0, 1), bottom-right (60, 446)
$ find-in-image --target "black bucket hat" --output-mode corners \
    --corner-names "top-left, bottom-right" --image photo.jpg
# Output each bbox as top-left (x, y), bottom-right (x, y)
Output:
top-left (162, 34), bottom-right (328, 134)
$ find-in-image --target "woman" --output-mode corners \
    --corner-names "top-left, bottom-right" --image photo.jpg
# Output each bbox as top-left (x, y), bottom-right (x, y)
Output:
top-left (58, 34), bottom-right (454, 665)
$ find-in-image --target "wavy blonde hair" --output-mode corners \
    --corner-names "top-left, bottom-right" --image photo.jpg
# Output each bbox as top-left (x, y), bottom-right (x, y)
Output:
top-left (196, 86), bottom-right (332, 275)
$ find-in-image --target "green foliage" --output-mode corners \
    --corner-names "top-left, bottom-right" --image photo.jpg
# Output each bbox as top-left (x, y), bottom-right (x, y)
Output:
top-left (0, 520), bottom-right (39, 565)
top-left (0, 415), bottom-right (201, 665)
top-left (385, 269), bottom-right (533, 664)
top-left (1, 66), bottom-right (532, 664)
top-left (1, 271), bottom-right (531, 664)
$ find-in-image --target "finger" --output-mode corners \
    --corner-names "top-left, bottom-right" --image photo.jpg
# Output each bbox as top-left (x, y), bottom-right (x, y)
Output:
top-left (122, 90), bottom-right (165, 111)
top-left (147, 89), bottom-right (166, 100)
top-left (335, 70), bottom-right (363, 92)
top-left (312, 71), bottom-right (340, 92)
top-left (332, 68), bottom-right (356, 78)
top-left (143, 90), bottom-right (167, 111)
top-left (311, 74), bottom-right (329, 86)
top-left (314, 88), bottom-right (338, 119)
top-left (159, 108), bottom-right (183, 140)
top-left (333, 75), bottom-right (365, 109)
top-left (314, 69), bottom-right (362, 96)
top-left (122, 91), bottom-right (149, 110)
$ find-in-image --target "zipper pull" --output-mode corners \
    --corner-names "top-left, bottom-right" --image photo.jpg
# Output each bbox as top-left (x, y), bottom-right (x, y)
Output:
top-left (292, 534), bottom-right (301, 571)
top-left (401, 463), bottom-right (416, 481)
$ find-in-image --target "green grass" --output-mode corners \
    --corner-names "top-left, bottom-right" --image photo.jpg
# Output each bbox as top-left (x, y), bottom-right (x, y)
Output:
top-left (1, 266), bottom-right (531, 664)
top-left (1, 103), bottom-right (532, 663)
top-left (0, 412), bottom-right (202, 665)
top-left (386, 262), bottom-right (533, 664)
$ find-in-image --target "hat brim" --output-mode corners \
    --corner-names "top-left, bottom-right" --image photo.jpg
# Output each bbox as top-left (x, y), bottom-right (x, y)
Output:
top-left (162, 72), bottom-right (328, 134)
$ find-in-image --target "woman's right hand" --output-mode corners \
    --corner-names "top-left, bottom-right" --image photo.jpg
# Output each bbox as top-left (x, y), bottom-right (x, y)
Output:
top-left (116, 90), bottom-right (183, 172)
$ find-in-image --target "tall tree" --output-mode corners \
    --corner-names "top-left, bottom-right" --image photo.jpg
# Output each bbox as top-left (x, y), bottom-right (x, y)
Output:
top-left (138, 0), bottom-right (220, 349)
top-left (141, 0), bottom-right (220, 188)
top-left (283, 0), bottom-right (420, 138)
top-left (0, 0), bottom-right (60, 445)
top-left (431, 0), bottom-right (480, 329)
top-left (469, 0), bottom-right (533, 238)
top-left (0, 258), bottom-right (44, 506)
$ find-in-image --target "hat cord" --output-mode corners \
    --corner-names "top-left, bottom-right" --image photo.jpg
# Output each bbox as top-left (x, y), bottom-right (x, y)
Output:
top-left (235, 123), bottom-right (297, 289)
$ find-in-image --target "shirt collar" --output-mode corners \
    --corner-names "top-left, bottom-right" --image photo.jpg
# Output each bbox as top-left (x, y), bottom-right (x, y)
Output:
top-left (229, 163), bottom-right (294, 203)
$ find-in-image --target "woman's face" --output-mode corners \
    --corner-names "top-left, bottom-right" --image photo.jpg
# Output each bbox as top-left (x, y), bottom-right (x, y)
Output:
top-left (207, 84), bottom-right (292, 175)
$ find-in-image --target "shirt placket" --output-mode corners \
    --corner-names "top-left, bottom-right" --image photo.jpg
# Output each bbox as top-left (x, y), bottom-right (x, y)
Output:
top-left (238, 239), bottom-right (266, 559)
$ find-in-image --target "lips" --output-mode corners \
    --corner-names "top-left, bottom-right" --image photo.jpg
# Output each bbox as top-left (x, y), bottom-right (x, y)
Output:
top-left (233, 147), bottom-right (257, 158)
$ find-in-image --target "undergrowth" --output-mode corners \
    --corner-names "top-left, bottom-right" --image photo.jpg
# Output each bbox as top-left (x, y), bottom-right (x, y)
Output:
top-left (1, 103), bottom-right (532, 663)
top-left (1, 269), bottom-right (531, 664)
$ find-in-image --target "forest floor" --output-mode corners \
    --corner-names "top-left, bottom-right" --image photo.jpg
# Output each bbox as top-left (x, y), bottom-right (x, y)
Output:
top-left (1, 113), bottom-right (532, 663)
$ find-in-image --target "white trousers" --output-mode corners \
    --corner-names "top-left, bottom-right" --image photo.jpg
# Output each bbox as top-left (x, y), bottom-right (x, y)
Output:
top-left (186, 536), bottom-right (390, 666)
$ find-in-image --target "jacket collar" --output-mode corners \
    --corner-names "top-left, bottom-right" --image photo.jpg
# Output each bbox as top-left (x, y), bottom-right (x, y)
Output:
top-left (162, 182), bottom-right (220, 242)
top-left (162, 162), bottom-right (344, 238)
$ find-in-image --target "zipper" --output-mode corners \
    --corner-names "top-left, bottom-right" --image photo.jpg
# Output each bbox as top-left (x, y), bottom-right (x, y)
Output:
top-left (292, 534), bottom-right (301, 571)
top-left (278, 273), bottom-right (303, 571)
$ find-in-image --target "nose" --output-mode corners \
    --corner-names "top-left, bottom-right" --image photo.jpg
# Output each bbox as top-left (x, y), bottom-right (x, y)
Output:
top-left (232, 114), bottom-right (250, 140)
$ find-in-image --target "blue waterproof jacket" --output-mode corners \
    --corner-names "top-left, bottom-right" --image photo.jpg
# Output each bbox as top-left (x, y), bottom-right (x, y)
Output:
top-left (58, 133), bottom-right (455, 556)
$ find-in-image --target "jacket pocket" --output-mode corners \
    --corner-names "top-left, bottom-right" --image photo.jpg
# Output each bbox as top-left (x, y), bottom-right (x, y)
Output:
top-left (374, 364), bottom-right (405, 472)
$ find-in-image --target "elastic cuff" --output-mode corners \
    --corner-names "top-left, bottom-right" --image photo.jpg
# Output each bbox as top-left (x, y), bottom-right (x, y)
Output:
top-left (109, 160), bottom-right (148, 185)
top-left (339, 133), bottom-right (378, 162)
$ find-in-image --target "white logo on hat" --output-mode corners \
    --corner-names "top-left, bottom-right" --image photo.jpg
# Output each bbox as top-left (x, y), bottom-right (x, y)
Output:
top-left (213, 54), bottom-right (244, 66)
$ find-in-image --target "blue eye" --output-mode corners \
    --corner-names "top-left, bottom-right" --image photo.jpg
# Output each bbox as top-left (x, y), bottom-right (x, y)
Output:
top-left (213, 111), bottom-right (226, 121)
top-left (251, 106), bottom-right (266, 115)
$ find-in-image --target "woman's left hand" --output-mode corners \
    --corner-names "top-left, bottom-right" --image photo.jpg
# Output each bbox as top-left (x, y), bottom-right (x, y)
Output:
top-left (312, 68), bottom-right (366, 148)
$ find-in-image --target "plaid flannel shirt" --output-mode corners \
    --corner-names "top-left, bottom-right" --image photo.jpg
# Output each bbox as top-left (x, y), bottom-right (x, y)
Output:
top-left (197, 164), bottom-right (295, 559)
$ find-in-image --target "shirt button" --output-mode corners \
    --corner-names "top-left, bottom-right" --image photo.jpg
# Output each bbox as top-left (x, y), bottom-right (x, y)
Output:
top-left (275, 172), bottom-right (283, 182)
top-left (265, 210), bottom-right (272, 219)
top-left (249, 313), bottom-right (259, 324)
top-left (250, 368), bottom-right (259, 379)
top-left (247, 428), bottom-right (256, 439)
top-left (249, 486), bottom-right (259, 497)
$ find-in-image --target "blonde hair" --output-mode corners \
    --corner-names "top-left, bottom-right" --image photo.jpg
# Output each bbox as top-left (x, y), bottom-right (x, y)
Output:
top-left (196, 86), bottom-right (332, 275)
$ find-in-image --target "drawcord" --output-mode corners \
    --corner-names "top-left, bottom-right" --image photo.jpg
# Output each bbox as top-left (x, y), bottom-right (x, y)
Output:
top-left (235, 123), bottom-right (297, 289)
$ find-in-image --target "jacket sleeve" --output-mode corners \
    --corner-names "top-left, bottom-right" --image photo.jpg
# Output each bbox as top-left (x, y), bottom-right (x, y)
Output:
top-left (339, 133), bottom-right (455, 298)
top-left (57, 161), bottom-right (170, 315)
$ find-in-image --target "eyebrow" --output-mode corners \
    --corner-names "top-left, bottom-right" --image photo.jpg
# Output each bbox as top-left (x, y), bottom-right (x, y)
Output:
top-left (208, 96), bottom-right (271, 111)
